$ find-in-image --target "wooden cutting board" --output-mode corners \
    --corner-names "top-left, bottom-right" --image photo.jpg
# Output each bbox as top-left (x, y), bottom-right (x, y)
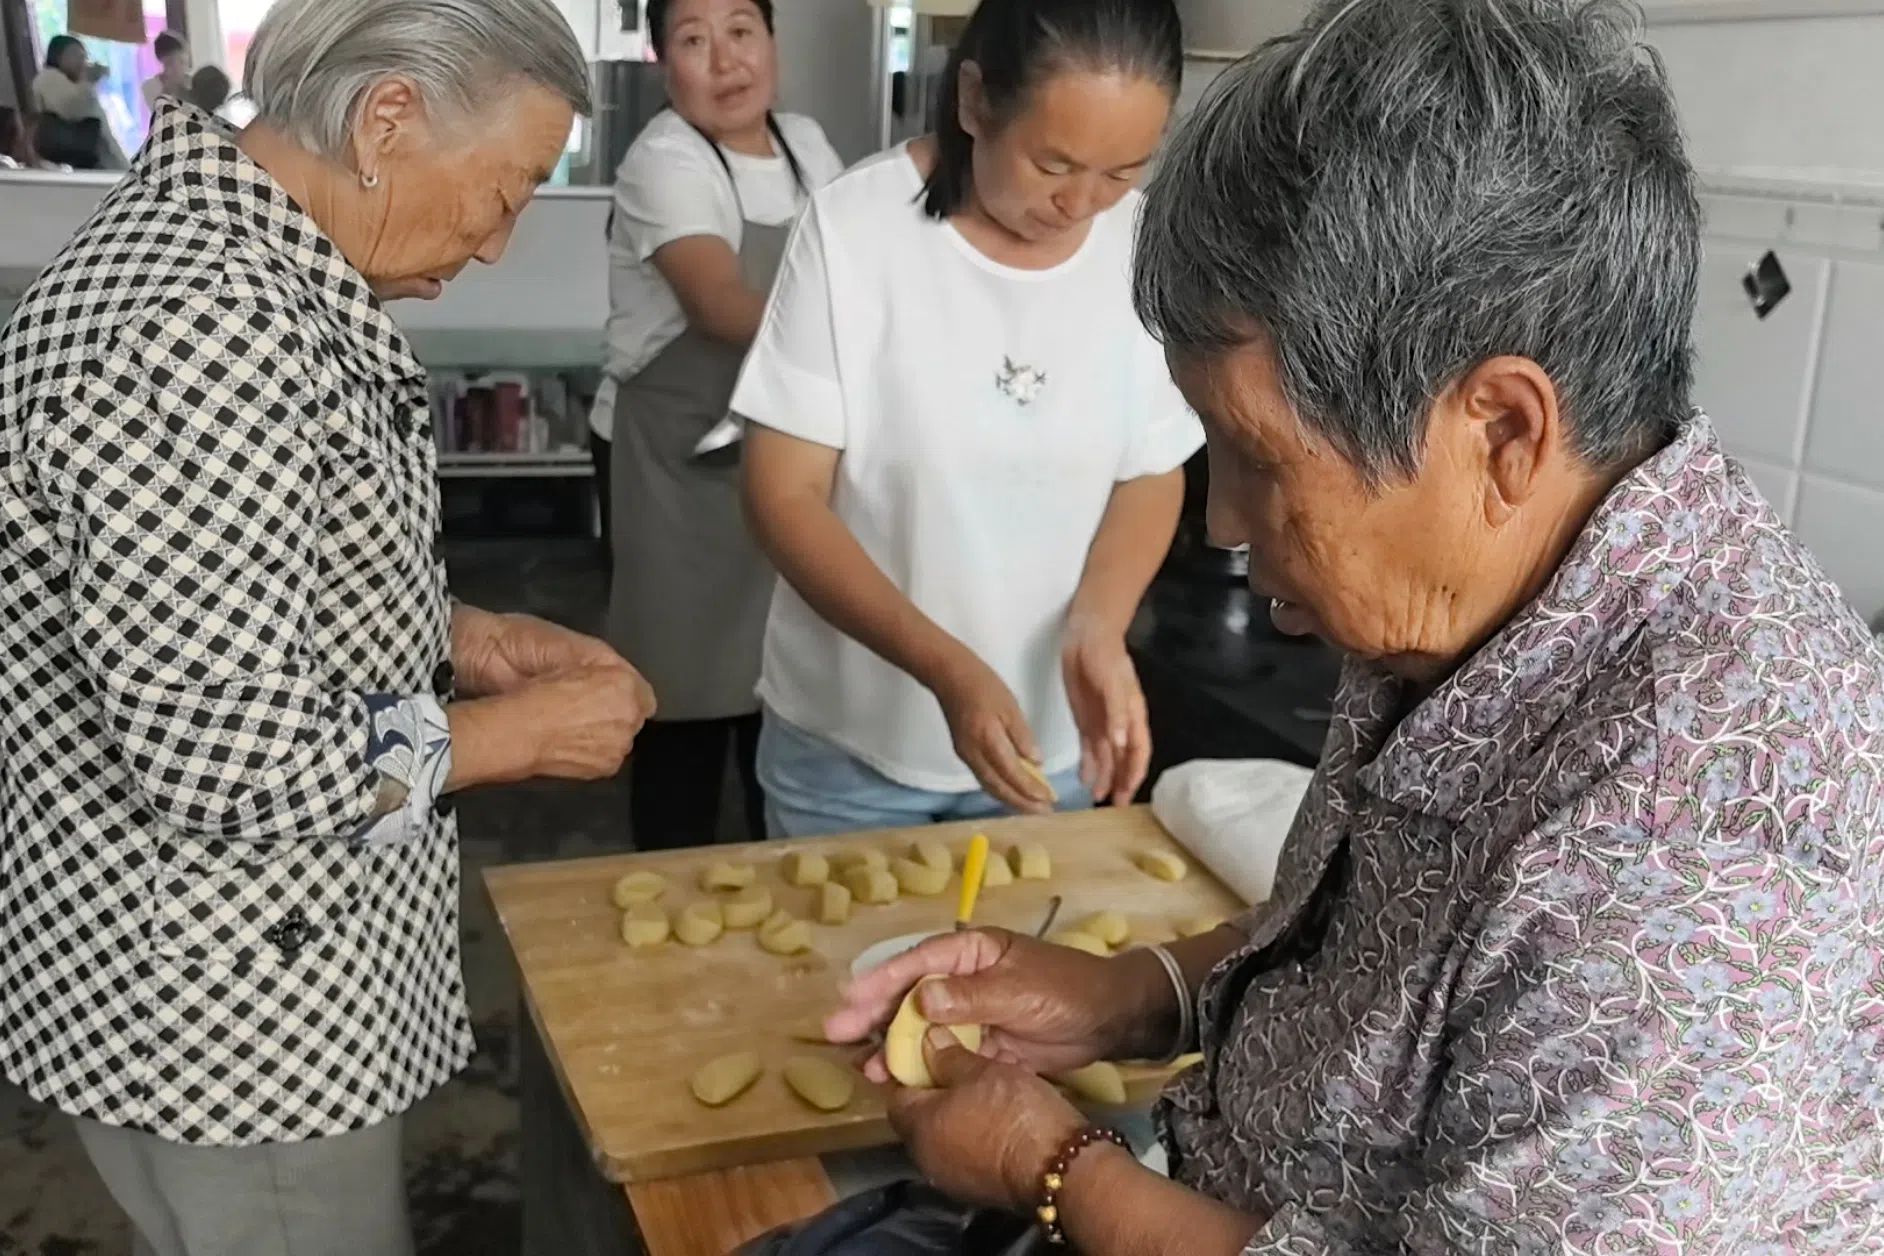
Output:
top-left (483, 806), bottom-right (1243, 1184)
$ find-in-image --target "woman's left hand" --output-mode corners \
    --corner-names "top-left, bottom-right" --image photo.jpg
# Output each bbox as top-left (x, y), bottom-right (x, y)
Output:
top-left (888, 1028), bottom-right (1088, 1212)
top-left (454, 608), bottom-right (625, 697)
top-left (1061, 616), bottom-right (1151, 806)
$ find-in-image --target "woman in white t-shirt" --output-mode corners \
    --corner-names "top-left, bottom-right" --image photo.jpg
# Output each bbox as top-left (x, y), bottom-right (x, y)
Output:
top-left (735, 0), bottom-right (1198, 838)
top-left (596, 0), bottom-right (844, 849)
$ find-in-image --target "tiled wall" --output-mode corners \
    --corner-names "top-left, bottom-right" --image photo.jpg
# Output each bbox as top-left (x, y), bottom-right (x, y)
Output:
top-left (1695, 186), bottom-right (1884, 624)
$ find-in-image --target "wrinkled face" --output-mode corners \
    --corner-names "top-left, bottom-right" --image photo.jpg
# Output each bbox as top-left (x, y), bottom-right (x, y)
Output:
top-left (962, 68), bottom-right (1169, 244)
top-left (660, 0), bottom-right (778, 142)
top-left (1169, 335), bottom-right (1583, 680)
top-left (349, 79), bottom-right (574, 301)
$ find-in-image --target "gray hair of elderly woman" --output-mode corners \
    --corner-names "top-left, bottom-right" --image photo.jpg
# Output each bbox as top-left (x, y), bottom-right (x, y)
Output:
top-left (244, 0), bottom-right (593, 161)
top-left (1134, 0), bottom-right (1700, 485)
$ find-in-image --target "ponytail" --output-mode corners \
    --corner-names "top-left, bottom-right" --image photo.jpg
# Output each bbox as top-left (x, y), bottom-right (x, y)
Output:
top-left (920, 0), bottom-right (1184, 220)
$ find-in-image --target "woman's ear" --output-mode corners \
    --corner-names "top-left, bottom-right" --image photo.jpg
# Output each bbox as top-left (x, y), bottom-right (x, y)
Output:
top-left (957, 60), bottom-right (988, 141)
top-left (1451, 356), bottom-right (1561, 528)
top-left (350, 75), bottom-right (425, 181)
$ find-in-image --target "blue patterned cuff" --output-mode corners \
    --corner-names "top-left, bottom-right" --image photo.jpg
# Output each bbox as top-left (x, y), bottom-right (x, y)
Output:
top-left (354, 693), bottom-right (453, 847)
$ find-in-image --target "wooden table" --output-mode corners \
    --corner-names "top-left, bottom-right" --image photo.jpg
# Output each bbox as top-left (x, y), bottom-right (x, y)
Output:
top-left (486, 807), bottom-right (1242, 1255)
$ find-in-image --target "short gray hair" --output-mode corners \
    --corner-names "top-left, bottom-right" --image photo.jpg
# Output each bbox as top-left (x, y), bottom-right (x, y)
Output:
top-left (1134, 0), bottom-right (1700, 483)
top-left (245, 0), bottom-right (593, 160)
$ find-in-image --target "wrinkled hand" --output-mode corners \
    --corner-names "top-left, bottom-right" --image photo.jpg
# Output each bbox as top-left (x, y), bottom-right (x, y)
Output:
top-left (507, 663), bottom-right (656, 780)
top-left (889, 1029), bottom-right (1087, 1212)
top-left (826, 929), bottom-right (1137, 1079)
top-left (455, 610), bottom-right (624, 697)
top-left (1061, 617), bottom-right (1150, 807)
top-left (930, 653), bottom-right (1053, 814)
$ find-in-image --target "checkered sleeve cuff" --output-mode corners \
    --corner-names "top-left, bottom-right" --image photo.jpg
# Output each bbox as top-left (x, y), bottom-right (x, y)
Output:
top-left (355, 694), bottom-right (453, 848)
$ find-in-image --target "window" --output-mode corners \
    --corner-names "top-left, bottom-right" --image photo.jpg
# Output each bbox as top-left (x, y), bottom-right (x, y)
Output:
top-left (30, 0), bottom-right (170, 154)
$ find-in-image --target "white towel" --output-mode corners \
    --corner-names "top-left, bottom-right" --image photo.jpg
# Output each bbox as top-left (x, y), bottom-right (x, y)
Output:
top-left (1150, 759), bottom-right (1315, 906)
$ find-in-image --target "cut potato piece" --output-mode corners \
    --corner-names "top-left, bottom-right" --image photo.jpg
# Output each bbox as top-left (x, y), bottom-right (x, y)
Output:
top-left (910, 838), bottom-right (952, 873)
top-left (1056, 1062), bottom-right (1127, 1106)
top-left (690, 1051), bottom-right (762, 1107)
top-left (836, 849), bottom-right (889, 875)
top-left (674, 900), bottom-right (724, 947)
top-left (700, 861), bottom-right (756, 891)
top-left (1076, 912), bottom-right (1129, 948)
top-left (1171, 1052), bottom-right (1205, 1071)
top-left (978, 852), bottom-right (1012, 887)
top-left (620, 903), bottom-right (669, 948)
top-left (1133, 850), bottom-right (1189, 882)
top-left (891, 855), bottom-right (950, 897)
top-left (610, 870), bottom-right (666, 908)
top-left (760, 908), bottom-right (793, 934)
top-left (846, 866), bottom-right (898, 905)
top-left (783, 1057), bottom-right (856, 1112)
top-left (785, 852), bottom-right (830, 887)
top-left (759, 913), bottom-right (813, 956)
top-left (1177, 915), bottom-right (1225, 938)
top-left (1021, 759), bottom-right (1059, 803)
top-left (1047, 930), bottom-right (1110, 958)
top-left (722, 886), bottom-right (774, 929)
top-left (1009, 843), bottom-right (1052, 881)
top-left (818, 879), bottom-right (852, 926)
top-left (885, 976), bottom-right (982, 1089)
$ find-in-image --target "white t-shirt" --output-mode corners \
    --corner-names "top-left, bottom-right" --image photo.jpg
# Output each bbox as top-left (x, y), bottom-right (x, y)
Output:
top-left (589, 109), bottom-right (844, 438)
top-left (731, 145), bottom-right (1204, 792)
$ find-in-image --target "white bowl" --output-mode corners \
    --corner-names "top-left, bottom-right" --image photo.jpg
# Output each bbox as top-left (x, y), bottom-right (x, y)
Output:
top-left (849, 930), bottom-right (944, 979)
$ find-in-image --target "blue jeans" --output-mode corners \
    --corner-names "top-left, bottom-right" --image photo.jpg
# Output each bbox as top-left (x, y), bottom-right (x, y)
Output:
top-left (756, 711), bottom-right (1093, 838)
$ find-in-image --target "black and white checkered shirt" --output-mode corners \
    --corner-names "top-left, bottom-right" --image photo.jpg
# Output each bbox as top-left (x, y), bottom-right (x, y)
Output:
top-left (0, 102), bottom-right (474, 1145)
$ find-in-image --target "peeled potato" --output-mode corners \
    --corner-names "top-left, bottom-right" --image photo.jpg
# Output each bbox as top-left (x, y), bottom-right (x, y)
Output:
top-left (785, 852), bottom-right (830, 887)
top-left (760, 908), bottom-right (793, 934)
top-left (722, 886), bottom-right (774, 929)
top-left (620, 903), bottom-right (669, 948)
top-left (818, 879), bottom-right (852, 926)
top-left (910, 838), bottom-right (952, 873)
top-left (1056, 1061), bottom-right (1128, 1106)
top-left (1178, 915), bottom-right (1225, 938)
top-left (1047, 930), bottom-right (1110, 957)
top-left (674, 900), bottom-right (724, 947)
top-left (701, 861), bottom-right (756, 891)
top-left (892, 855), bottom-right (950, 897)
top-left (759, 912), bottom-right (813, 955)
top-left (1077, 912), bottom-right (1129, 948)
top-left (836, 849), bottom-right (888, 875)
top-left (690, 1051), bottom-right (762, 1107)
top-left (1172, 1052), bottom-right (1205, 1071)
top-left (885, 976), bottom-right (982, 1089)
top-left (978, 853), bottom-right (1012, 887)
top-left (783, 1057), bottom-right (856, 1112)
top-left (610, 870), bottom-right (666, 908)
top-left (1134, 850), bottom-right (1189, 882)
top-left (1010, 843), bottom-right (1051, 881)
top-left (846, 866), bottom-right (898, 905)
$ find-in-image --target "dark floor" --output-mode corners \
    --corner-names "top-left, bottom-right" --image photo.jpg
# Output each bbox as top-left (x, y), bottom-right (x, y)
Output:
top-left (0, 538), bottom-right (688, 1256)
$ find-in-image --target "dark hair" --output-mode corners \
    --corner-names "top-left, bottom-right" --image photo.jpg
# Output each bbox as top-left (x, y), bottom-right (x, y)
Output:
top-left (46, 34), bottom-right (84, 69)
top-left (154, 31), bottom-right (186, 59)
top-left (923, 0), bottom-right (1182, 220)
top-left (190, 65), bottom-right (232, 112)
top-left (642, 0), bottom-right (804, 195)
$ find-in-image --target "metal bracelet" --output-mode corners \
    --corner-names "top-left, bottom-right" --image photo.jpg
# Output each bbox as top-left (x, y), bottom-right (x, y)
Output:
top-left (1144, 943), bottom-right (1196, 1065)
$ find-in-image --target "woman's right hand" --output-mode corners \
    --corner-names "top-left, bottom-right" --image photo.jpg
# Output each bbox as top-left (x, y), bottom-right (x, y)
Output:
top-left (929, 652), bottom-right (1055, 814)
top-left (450, 662), bottom-right (655, 789)
top-left (826, 928), bottom-right (1171, 1080)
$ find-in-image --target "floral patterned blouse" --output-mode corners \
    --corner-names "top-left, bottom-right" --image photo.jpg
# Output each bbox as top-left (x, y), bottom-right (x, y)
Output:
top-left (1156, 416), bottom-right (1884, 1253)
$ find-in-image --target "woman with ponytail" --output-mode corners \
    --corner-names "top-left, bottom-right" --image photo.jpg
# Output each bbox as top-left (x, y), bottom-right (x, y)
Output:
top-left (596, 0), bottom-right (845, 849)
top-left (735, 0), bottom-right (1196, 836)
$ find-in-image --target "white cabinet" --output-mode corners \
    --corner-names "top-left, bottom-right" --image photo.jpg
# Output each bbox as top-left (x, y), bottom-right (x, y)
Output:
top-left (1691, 243), bottom-right (1827, 466)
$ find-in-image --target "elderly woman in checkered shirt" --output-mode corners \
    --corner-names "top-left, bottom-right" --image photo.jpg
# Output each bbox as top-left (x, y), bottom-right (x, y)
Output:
top-left (0, 1), bottom-right (654, 1250)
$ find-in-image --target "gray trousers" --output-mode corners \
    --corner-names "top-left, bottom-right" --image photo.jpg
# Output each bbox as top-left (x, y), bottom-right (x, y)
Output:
top-left (71, 1113), bottom-right (414, 1256)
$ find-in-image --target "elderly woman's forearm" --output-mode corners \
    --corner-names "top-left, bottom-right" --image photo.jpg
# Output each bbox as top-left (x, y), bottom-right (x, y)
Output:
top-left (1061, 1143), bottom-right (1266, 1256)
top-left (1068, 470), bottom-right (1184, 635)
top-left (1108, 927), bottom-right (1247, 1058)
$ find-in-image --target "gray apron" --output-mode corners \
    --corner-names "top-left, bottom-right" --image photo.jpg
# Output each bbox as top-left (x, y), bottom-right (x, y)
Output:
top-left (605, 213), bottom-right (790, 721)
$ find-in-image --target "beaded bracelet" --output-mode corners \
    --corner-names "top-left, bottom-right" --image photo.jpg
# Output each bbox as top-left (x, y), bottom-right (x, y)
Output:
top-left (1036, 1125), bottom-right (1128, 1245)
